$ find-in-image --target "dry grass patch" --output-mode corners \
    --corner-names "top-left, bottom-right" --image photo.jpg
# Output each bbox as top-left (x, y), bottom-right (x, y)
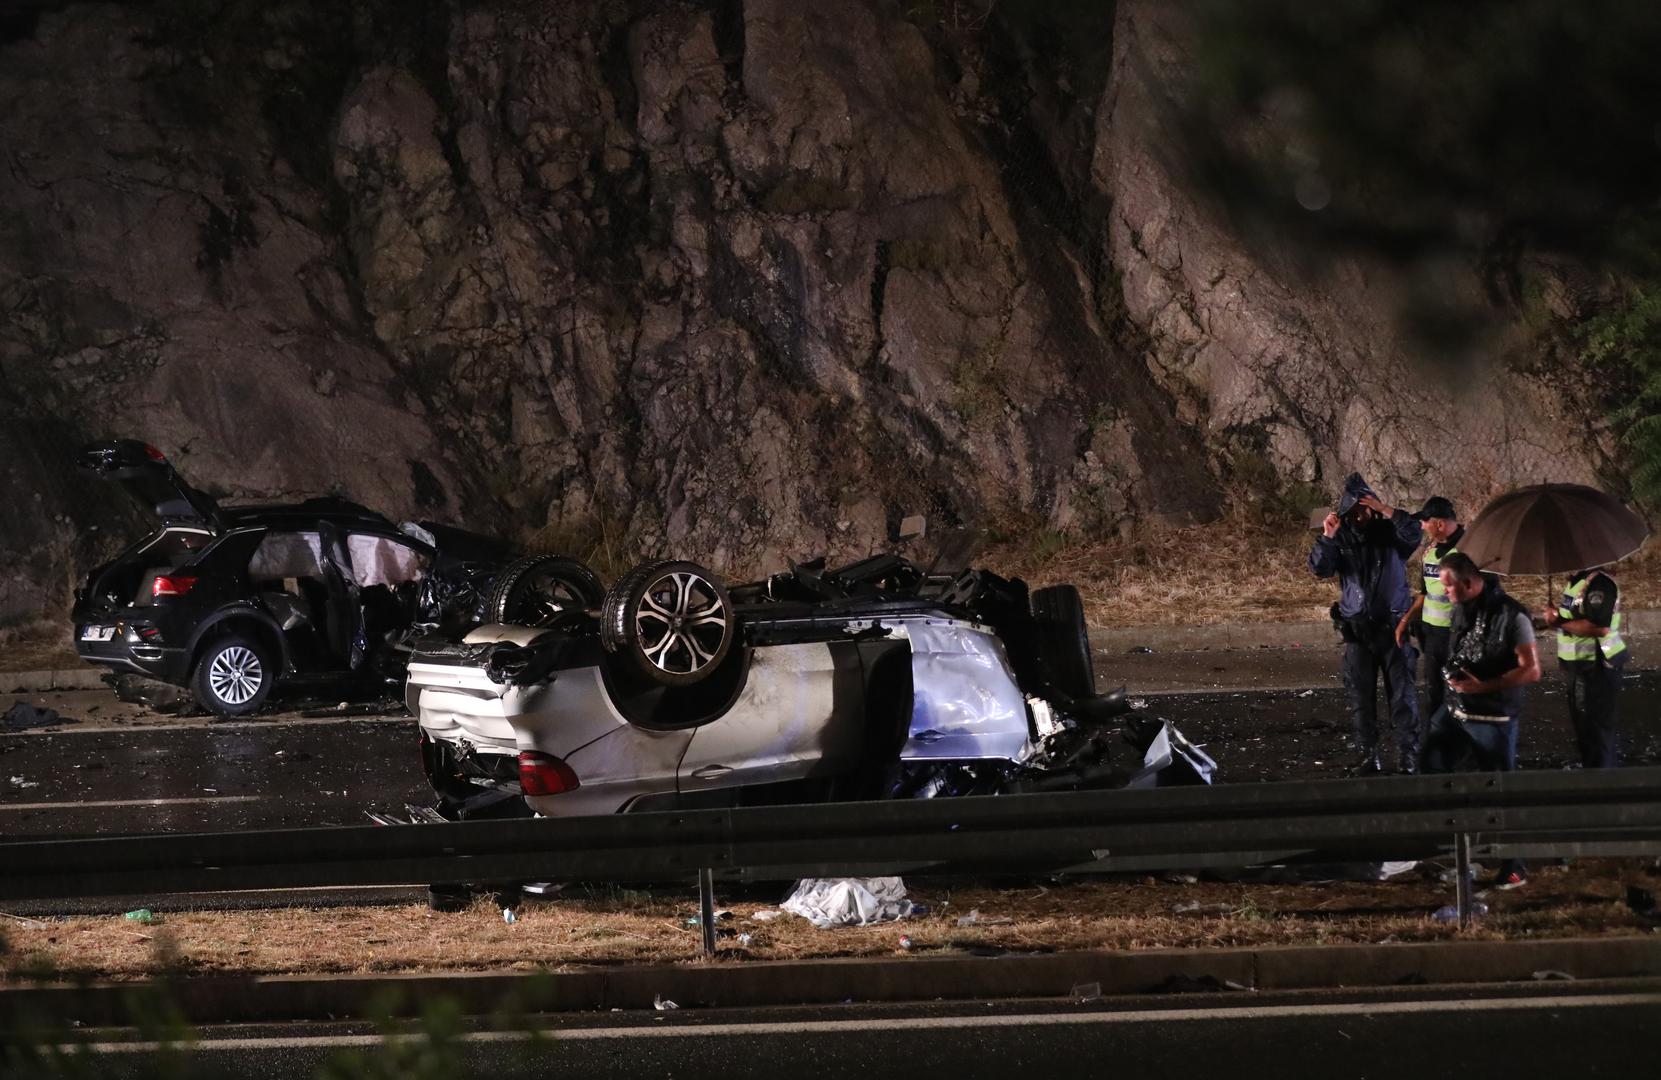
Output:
top-left (985, 525), bottom-right (1334, 627)
top-left (4, 862), bottom-right (1654, 982)
top-left (987, 528), bottom-right (1661, 629)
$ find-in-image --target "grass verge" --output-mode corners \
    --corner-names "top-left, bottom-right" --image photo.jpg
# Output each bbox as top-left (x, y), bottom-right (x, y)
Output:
top-left (3, 861), bottom-right (1655, 981)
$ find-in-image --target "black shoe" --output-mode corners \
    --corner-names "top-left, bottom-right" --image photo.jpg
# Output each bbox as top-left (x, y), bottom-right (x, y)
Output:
top-left (1348, 751), bottom-right (1384, 776)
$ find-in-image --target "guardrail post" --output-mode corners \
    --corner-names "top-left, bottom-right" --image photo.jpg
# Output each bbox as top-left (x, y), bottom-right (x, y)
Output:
top-left (1455, 832), bottom-right (1473, 928)
top-left (698, 868), bottom-right (717, 957)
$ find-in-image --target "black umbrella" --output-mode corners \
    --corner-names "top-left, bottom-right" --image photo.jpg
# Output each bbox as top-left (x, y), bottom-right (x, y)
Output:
top-left (1459, 484), bottom-right (1648, 576)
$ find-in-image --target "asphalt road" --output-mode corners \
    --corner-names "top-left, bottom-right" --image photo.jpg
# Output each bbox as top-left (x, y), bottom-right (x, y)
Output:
top-left (3, 665), bottom-right (1659, 839)
top-left (45, 983), bottom-right (1661, 1079)
top-left (0, 699), bottom-right (427, 838)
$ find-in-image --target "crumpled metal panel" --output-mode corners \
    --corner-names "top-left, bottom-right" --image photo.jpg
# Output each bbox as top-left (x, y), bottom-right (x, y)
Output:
top-left (897, 619), bottom-right (1031, 763)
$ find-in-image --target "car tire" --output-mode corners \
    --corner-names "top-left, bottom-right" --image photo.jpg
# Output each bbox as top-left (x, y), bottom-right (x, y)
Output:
top-left (484, 555), bottom-right (604, 626)
top-left (601, 560), bottom-right (735, 686)
top-left (1030, 584), bottom-right (1095, 699)
top-left (190, 633), bottom-right (276, 716)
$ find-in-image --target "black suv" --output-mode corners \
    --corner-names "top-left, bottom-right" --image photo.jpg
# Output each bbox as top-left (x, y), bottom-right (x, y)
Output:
top-left (71, 440), bottom-right (602, 715)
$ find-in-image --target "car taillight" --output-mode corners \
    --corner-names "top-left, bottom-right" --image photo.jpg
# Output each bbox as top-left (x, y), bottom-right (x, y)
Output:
top-left (518, 751), bottom-right (580, 796)
top-left (152, 575), bottom-right (198, 598)
top-left (145, 444), bottom-right (167, 462)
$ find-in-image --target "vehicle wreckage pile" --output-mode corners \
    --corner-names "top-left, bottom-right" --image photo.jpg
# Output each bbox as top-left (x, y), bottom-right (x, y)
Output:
top-left (408, 549), bottom-right (1215, 822)
top-left (66, 439), bottom-right (1214, 825)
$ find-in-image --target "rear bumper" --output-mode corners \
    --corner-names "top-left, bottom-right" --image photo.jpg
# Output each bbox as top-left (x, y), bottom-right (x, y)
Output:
top-left (72, 627), bottom-right (188, 682)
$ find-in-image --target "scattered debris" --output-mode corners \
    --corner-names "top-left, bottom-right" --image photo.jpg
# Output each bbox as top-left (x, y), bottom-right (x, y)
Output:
top-left (781, 877), bottom-right (913, 928)
top-left (1531, 969), bottom-right (1575, 981)
top-left (1172, 901), bottom-right (1237, 915)
top-left (1151, 973), bottom-right (1249, 994)
top-left (108, 674), bottom-right (198, 715)
top-left (300, 703), bottom-right (392, 719)
top-left (1377, 861), bottom-right (1420, 880)
top-left (1295, 689), bottom-right (1315, 698)
top-left (1432, 901), bottom-right (1489, 923)
top-left (653, 995), bottom-right (679, 1011)
top-left (736, 933), bottom-right (752, 947)
top-left (1071, 982), bottom-right (1103, 1002)
top-left (1439, 865), bottom-right (1481, 885)
top-left (0, 911), bottom-right (47, 929)
top-left (751, 910), bottom-right (782, 922)
top-left (955, 909), bottom-right (1013, 927)
top-left (123, 909), bottom-right (156, 924)
top-left (3, 702), bottom-right (72, 731)
top-left (502, 908), bottom-right (517, 925)
top-left (1128, 646), bottom-right (1154, 655)
top-left (522, 882), bottom-right (563, 898)
top-left (898, 935), bottom-right (913, 950)
top-left (7, 776), bottom-right (40, 790)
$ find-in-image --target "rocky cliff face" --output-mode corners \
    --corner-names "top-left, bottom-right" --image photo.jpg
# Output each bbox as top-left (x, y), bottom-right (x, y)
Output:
top-left (0, 0), bottom-right (1606, 623)
top-left (1097, 1), bottom-right (1607, 509)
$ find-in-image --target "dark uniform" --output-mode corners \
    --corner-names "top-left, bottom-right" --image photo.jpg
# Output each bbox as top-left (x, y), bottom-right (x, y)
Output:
top-left (1310, 473), bottom-right (1424, 773)
top-left (1557, 569), bottom-right (1628, 768)
top-left (1417, 522), bottom-right (1464, 721)
top-left (1422, 573), bottom-right (1534, 883)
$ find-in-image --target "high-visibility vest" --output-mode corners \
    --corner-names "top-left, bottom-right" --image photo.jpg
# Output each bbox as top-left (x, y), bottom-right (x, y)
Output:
top-left (1422, 543), bottom-right (1459, 628)
top-left (1557, 574), bottom-right (1626, 662)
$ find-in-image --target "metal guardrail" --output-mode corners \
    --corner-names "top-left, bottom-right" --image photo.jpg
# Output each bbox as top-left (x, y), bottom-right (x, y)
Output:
top-left (4, 768), bottom-right (1659, 920)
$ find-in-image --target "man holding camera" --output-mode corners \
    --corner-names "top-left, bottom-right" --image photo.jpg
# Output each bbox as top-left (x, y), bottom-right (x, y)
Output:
top-left (1421, 552), bottom-right (1541, 887)
top-left (1310, 473), bottom-right (1425, 774)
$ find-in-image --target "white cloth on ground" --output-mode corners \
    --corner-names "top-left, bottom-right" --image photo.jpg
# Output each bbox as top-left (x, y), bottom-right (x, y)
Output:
top-left (780, 877), bottom-right (913, 928)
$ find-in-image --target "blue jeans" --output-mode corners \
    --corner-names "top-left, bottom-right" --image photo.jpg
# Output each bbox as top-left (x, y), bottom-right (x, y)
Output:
top-left (1421, 704), bottom-right (1523, 878)
top-left (1421, 704), bottom-right (1519, 774)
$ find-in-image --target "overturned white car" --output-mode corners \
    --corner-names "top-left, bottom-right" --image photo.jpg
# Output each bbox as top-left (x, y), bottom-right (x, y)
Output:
top-left (406, 554), bottom-right (1215, 821)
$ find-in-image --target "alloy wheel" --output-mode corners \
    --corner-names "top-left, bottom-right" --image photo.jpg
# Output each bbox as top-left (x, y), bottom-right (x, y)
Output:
top-left (207, 645), bottom-right (264, 706)
top-left (634, 570), bottom-right (730, 677)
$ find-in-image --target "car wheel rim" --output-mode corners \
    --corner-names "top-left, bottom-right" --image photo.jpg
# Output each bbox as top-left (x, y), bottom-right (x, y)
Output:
top-left (635, 571), bottom-right (728, 675)
top-left (208, 646), bottom-right (263, 705)
top-left (513, 570), bottom-right (588, 626)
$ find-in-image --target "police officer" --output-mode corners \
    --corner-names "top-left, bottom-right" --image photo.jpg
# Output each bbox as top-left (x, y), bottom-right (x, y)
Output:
top-left (1543, 566), bottom-right (1628, 768)
top-left (1311, 473), bottom-right (1424, 774)
top-left (1422, 552), bottom-right (1541, 888)
top-left (1395, 497), bottom-right (1463, 721)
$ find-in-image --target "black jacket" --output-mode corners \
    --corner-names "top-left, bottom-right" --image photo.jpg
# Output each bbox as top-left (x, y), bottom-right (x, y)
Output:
top-left (1309, 474), bottom-right (1423, 624)
top-left (1447, 577), bottom-right (1532, 718)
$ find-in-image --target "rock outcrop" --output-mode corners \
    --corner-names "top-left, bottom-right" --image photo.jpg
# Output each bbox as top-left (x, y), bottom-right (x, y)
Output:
top-left (1097, 0), bottom-right (1607, 510)
top-left (0, 0), bottom-right (1608, 623)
